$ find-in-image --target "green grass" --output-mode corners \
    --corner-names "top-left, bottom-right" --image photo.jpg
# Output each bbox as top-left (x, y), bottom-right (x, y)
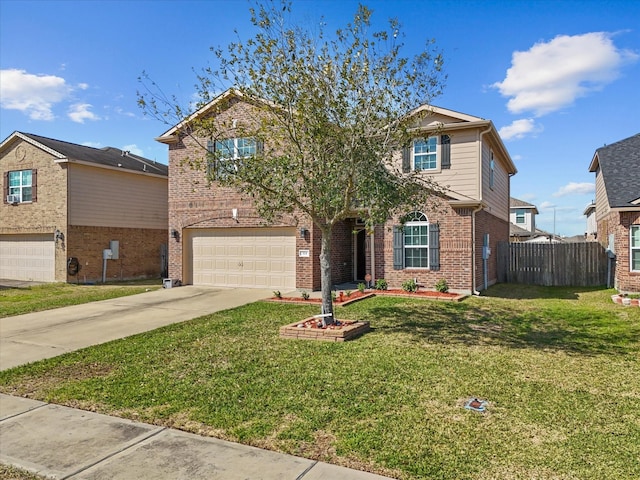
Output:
top-left (0, 281), bottom-right (161, 318)
top-left (1, 285), bottom-right (638, 479)
top-left (0, 464), bottom-right (43, 480)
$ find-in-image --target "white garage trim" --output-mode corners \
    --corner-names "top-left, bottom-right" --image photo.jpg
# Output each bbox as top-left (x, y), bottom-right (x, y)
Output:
top-left (188, 227), bottom-right (296, 290)
top-left (0, 234), bottom-right (55, 282)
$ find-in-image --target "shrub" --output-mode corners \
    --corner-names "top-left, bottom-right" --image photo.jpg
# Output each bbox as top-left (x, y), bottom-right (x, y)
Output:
top-left (357, 282), bottom-right (366, 293)
top-left (345, 290), bottom-right (352, 297)
top-left (273, 290), bottom-right (282, 299)
top-left (375, 278), bottom-right (388, 290)
top-left (435, 278), bottom-right (449, 293)
top-left (402, 279), bottom-right (418, 293)
top-left (301, 291), bottom-right (310, 300)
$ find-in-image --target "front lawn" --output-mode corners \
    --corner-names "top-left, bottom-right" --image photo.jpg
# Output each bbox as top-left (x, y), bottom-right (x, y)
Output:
top-left (0, 281), bottom-right (161, 318)
top-left (1, 285), bottom-right (638, 479)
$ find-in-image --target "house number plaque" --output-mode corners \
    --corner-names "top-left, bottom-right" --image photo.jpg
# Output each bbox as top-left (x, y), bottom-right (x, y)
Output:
top-left (298, 250), bottom-right (310, 257)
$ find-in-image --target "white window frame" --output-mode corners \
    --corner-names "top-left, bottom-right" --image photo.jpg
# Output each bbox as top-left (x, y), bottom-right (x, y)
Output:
top-left (403, 211), bottom-right (429, 269)
top-left (515, 209), bottom-right (525, 224)
top-left (207, 137), bottom-right (257, 179)
top-left (631, 225), bottom-right (640, 272)
top-left (8, 169), bottom-right (33, 203)
top-left (413, 137), bottom-right (438, 171)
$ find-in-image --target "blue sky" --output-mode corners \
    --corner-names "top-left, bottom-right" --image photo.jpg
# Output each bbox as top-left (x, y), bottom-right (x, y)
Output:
top-left (1, 0), bottom-right (638, 237)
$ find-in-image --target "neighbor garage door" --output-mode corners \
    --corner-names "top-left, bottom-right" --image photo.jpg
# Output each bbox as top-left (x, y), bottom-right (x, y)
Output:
top-left (190, 228), bottom-right (296, 290)
top-left (0, 234), bottom-right (55, 282)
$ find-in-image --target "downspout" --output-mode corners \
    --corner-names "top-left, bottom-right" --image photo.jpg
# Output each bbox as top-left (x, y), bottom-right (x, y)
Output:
top-left (472, 125), bottom-right (493, 295)
top-left (471, 205), bottom-right (483, 295)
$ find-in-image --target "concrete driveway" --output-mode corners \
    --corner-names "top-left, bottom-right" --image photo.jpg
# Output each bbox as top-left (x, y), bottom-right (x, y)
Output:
top-left (0, 286), bottom-right (273, 370)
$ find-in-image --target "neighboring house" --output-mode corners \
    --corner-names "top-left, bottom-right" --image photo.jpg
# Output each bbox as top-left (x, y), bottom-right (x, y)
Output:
top-left (583, 202), bottom-right (597, 240)
top-left (1, 132), bottom-right (168, 283)
top-left (157, 89), bottom-right (516, 294)
top-left (509, 197), bottom-right (538, 242)
top-left (588, 133), bottom-right (640, 292)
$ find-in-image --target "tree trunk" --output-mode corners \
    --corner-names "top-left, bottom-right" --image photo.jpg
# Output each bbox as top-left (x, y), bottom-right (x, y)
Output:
top-left (319, 226), bottom-right (334, 325)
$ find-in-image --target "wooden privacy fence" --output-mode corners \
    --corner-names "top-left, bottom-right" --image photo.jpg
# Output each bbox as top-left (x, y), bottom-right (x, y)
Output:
top-left (497, 242), bottom-right (609, 287)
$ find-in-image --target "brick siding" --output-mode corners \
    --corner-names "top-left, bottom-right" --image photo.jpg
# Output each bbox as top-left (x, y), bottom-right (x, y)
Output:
top-left (597, 210), bottom-right (640, 292)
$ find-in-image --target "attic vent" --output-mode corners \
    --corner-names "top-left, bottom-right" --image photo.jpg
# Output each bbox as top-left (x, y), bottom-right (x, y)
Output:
top-left (121, 150), bottom-right (130, 157)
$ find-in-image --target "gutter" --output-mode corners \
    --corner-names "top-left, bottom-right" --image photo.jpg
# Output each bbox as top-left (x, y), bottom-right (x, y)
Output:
top-left (471, 125), bottom-right (493, 295)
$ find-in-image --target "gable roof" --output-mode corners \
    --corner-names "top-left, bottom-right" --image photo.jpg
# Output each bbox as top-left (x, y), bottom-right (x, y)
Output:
top-left (1, 132), bottom-right (168, 177)
top-left (156, 88), bottom-right (517, 175)
top-left (588, 133), bottom-right (640, 209)
top-left (510, 197), bottom-right (539, 214)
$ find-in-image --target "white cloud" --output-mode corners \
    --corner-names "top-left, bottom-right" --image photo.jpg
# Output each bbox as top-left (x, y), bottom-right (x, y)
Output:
top-left (493, 32), bottom-right (639, 116)
top-left (498, 118), bottom-right (542, 140)
top-left (553, 182), bottom-right (595, 197)
top-left (122, 144), bottom-right (144, 156)
top-left (0, 68), bottom-right (70, 120)
top-left (82, 142), bottom-right (103, 148)
top-left (539, 201), bottom-right (556, 210)
top-left (68, 103), bottom-right (100, 123)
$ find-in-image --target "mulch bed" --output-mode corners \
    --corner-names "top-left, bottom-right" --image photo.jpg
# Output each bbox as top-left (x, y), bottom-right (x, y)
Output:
top-left (268, 289), bottom-right (465, 305)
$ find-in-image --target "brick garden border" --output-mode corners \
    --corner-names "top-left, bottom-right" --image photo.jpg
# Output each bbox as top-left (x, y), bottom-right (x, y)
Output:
top-left (279, 319), bottom-right (370, 342)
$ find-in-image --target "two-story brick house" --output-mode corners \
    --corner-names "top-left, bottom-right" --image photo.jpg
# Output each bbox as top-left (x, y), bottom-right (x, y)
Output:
top-left (1, 132), bottom-right (168, 283)
top-left (588, 133), bottom-right (640, 292)
top-left (157, 90), bottom-right (516, 294)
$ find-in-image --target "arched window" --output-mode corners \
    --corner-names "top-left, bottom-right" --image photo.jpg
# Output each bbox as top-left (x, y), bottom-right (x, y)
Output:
top-left (404, 212), bottom-right (429, 268)
top-left (393, 211), bottom-right (440, 270)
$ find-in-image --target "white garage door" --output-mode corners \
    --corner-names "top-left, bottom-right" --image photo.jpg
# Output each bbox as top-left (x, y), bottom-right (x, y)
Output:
top-left (190, 228), bottom-right (296, 290)
top-left (0, 234), bottom-right (55, 282)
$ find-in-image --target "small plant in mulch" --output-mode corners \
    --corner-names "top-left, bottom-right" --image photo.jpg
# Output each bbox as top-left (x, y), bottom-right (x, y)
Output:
top-left (375, 278), bottom-right (388, 290)
top-left (273, 290), bottom-right (282, 299)
top-left (435, 278), bottom-right (449, 293)
top-left (345, 290), bottom-right (352, 297)
top-left (402, 279), bottom-right (419, 293)
top-left (301, 291), bottom-right (310, 300)
top-left (358, 282), bottom-right (366, 293)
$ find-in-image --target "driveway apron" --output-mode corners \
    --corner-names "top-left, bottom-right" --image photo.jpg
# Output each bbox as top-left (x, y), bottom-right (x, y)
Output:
top-left (0, 286), bottom-right (273, 370)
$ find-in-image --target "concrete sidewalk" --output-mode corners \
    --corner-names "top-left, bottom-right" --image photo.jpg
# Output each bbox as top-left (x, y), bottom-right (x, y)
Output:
top-left (0, 394), bottom-right (393, 479)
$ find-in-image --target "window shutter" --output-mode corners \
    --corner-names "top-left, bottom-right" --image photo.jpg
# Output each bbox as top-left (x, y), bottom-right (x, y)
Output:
top-left (441, 135), bottom-right (450, 169)
top-left (402, 146), bottom-right (411, 173)
top-left (429, 223), bottom-right (440, 270)
top-left (31, 169), bottom-right (37, 202)
top-left (206, 141), bottom-right (216, 178)
top-left (393, 226), bottom-right (404, 270)
top-left (256, 139), bottom-right (264, 154)
top-left (3, 172), bottom-right (8, 204)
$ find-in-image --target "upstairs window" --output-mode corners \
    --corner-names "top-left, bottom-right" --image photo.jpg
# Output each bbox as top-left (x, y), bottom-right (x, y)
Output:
top-left (413, 137), bottom-right (437, 171)
top-left (402, 135), bottom-right (450, 173)
top-left (207, 137), bottom-right (260, 180)
top-left (5, 169), bottom-right (36, 204)
top-left (631, 225), bottom-right (640, 272)
top-left (515, 209), bottom-right (525, 224)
